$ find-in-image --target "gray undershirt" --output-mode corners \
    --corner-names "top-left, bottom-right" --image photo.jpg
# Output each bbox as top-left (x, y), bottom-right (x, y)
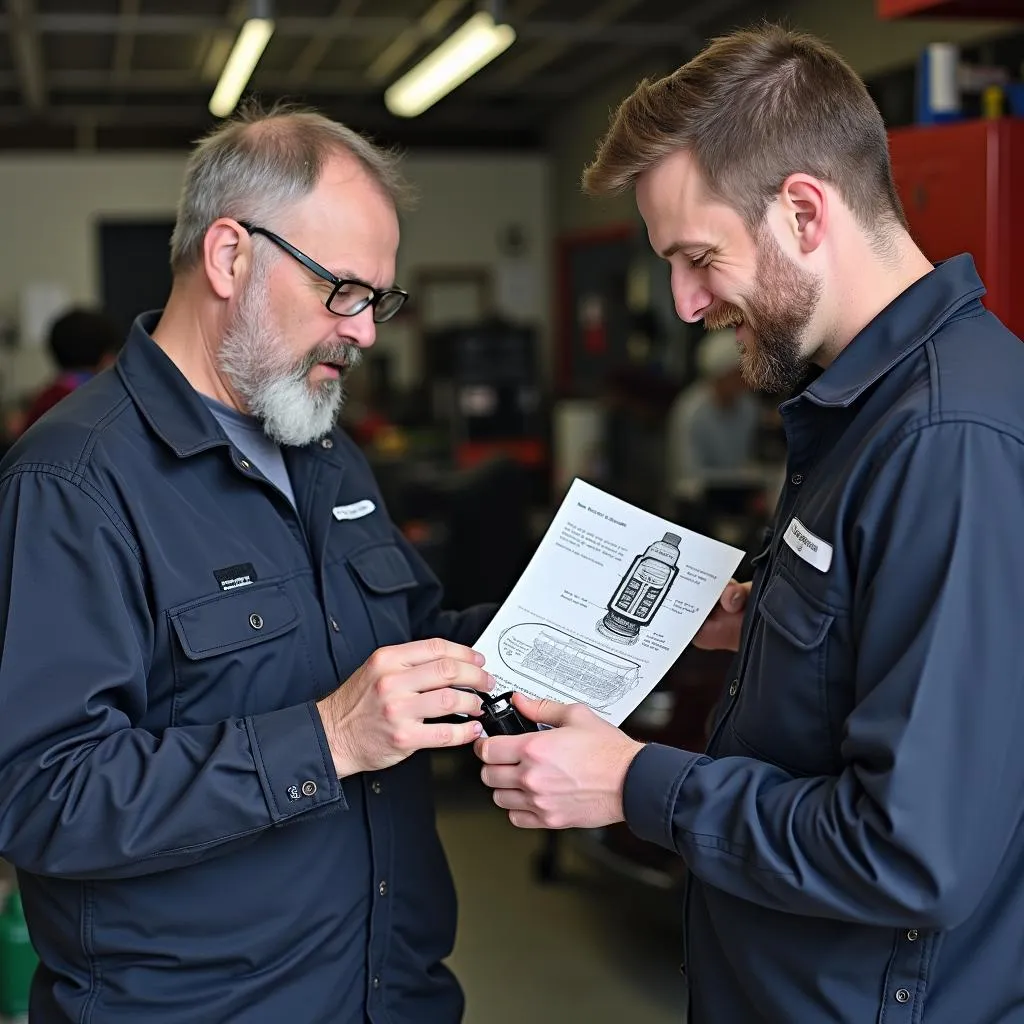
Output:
top-left (202, 395), bottom-right (297, 510)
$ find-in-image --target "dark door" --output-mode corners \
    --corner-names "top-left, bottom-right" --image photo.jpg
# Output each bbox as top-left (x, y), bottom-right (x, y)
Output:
top-left (98, 220), bottom-right (175, 334)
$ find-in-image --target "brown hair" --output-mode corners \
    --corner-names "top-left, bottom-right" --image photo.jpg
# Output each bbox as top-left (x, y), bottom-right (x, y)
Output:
top-left (583, 24), bottom-right (906, 234)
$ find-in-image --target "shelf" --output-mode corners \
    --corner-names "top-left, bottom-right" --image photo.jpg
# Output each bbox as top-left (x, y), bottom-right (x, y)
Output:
top-left (878, 0), bottom-right (1024, 17)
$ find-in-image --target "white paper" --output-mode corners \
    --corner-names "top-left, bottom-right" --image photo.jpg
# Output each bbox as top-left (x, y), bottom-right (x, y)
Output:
top-left (19, 282), bottom-right (70, 349)
top-left (473, 479), bottom-right (745, 726)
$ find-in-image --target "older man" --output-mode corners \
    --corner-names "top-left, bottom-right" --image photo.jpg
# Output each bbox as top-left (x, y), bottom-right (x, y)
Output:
top-left (0, 106), bottom-right (494, 1023)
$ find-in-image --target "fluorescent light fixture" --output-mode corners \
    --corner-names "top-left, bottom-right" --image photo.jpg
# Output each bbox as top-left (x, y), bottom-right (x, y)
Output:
top-left (385, 11), bottom-right (515, 118)
top-left (209, 16), bottom-right (275, 118)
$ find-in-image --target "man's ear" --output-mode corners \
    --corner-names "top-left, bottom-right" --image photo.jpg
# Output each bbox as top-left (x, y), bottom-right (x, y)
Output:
top-left (779, 173), bottom-right (828, 255)
top-left (203, 219), bottom-right (249, 300)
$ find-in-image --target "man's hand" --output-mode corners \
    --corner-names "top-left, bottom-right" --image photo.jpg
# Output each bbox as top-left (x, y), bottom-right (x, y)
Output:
top-left (475, 694), bottom-right (644, 830)
top-left (693, 579), bottom-right (751, 651)
top-left (316, 639), bottom-right (494, 778)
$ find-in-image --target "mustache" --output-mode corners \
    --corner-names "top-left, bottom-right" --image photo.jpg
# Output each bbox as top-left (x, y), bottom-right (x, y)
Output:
top-left (297, 343), bottom-right (363, 377)
top-left (703, 303), bottom-right (744, 332)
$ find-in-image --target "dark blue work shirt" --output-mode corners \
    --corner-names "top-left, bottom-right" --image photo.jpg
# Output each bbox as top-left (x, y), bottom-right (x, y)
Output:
top-left (625, 256), bottom-right (1024, 1023)
top-left (0, 314), bottom-right (492, 1023)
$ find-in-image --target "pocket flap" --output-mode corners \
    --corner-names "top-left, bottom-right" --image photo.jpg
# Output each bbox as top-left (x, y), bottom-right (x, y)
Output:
top-left (758, 573), bottom-right (833, 651)
top-left (171, 584), bottom-right (299, 660)
top-left (348, 544), bottom-right (418, 595)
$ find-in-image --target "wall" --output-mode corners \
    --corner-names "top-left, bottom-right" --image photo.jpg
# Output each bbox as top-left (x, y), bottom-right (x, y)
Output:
top-left (778, 0), bottom-right (1016, 79)
top-left (374, 152), bottom-right (551, 391)
top-left (547, 63), bottom-right (673, 237)
top-left (548, 0), bottom-right (1018, 235)
top-left (0, 150), bottom-right (551, 400)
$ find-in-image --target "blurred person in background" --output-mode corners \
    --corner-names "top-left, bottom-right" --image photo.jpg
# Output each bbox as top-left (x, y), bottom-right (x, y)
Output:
top-left (18, 307), bottom-right (122, 434)
top-left (665, 327), bottom-right (759, 491)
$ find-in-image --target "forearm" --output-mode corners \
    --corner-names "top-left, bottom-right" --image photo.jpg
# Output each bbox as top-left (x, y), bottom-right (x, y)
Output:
top-left (0, 703), bottom-right (343, 880)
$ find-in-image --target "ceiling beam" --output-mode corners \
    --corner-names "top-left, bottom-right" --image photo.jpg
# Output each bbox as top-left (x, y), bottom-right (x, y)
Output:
top-left (197, 0), bottom-right (250, 85)
top-left (563, 0), bottom-right (756, 94)
top-left (365, 0), bottom-right (470, 84)
top-left (111, 0), bottom-right (140, 83)
top-left (34, 67), bottom-right (592, 98)
top-left (492, 0), bottom-right (649, 87)
top-left (6, 0), bottom-right (46, 112)
top-left (0, 99), bottom-right (542, 135)
top-left (516, 21), bottom-right (702, 45)
top-left (290, 0), bottom-right (366, 86)
top-left (24, 14), bottom-right (410, 36)
top-left (10, 11), bottom-right (708, 45)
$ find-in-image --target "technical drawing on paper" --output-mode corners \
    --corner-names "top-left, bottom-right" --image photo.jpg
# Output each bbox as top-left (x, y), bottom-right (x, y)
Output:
top-left (497, 623), bottom-right (641, 709)
top-left (596, 532), bottom-right (681, 646)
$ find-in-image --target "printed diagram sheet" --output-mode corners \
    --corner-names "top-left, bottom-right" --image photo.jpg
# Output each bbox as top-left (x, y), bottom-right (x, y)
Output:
top-left (473, 479), bottom-right (745, 726)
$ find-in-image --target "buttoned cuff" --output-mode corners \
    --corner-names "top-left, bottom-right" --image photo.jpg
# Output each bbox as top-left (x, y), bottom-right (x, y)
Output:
top-left (246, 702), bottom-right (345, 824)
top-left (623, 743), bottom-right (709, 850)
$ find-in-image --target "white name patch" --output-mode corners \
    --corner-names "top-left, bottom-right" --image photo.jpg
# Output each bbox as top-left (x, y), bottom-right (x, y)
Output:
top-left (332, 500), bottom-right (376, 521)
top-left (783, 517), bottom-right (833, 573)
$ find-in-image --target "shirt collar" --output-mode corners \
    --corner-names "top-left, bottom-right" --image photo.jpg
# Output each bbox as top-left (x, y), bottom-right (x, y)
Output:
top-left (796, 254), bottom-right (986, 409)
top-left (115, 310), bottom-right (343, 464)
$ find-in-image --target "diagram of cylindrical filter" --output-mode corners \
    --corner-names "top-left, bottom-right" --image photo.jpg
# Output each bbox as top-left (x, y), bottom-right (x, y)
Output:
top-left (597, 532), bottom-right (681, 644)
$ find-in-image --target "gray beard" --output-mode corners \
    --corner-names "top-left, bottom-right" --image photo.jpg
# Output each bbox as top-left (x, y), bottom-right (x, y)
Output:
top-left (218, 273), bottom-right (361, 447)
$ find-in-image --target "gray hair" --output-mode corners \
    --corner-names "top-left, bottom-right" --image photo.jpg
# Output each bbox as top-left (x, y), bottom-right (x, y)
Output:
top-left (169, 101), bottom-right (416, 273)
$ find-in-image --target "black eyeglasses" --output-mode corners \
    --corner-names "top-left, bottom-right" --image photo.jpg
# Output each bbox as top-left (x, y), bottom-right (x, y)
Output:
top-left (237, 221), bottom-right (408, 323)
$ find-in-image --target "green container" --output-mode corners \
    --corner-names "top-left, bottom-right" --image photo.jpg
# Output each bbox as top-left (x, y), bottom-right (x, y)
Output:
top-left (0, 889), bottom-right (37, 1018)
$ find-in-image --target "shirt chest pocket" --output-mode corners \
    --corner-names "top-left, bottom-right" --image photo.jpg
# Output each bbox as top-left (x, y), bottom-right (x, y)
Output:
top-left (729, 570), bottom-right (839, 775)
top-left (346, 543), bottom-right (419, 648)
top-left (169, 582), bottom-right (311, 725)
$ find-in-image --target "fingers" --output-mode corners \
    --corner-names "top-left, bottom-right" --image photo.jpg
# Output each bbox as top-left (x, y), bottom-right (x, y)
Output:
top-left (475, 734), bottom-right (530, 765)
top-left (479, 764), bottom-right (520, 790)
top-left (382, 718), bottom-right (486, 756)
top-left (491, 788), bottom-right (532, 812)
top-left (693, 615), bottom-right (738, 651)
top-left (720, 579), bottom-right (751, 612)
top-left (373, 638), bottom-right (486, 672)
top-left (507, 810), bottom-right (545, 829)
top-left (511, 693), bottom-right (569, 726)
top-left (412, 686), bottom-right (486, 721)
top-left (417, 719), bottom-right (483, 750)
top-left (388, 658), bottom-right (495, 695)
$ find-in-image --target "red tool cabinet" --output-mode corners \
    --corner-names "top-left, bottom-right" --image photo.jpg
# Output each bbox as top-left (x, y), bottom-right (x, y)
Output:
top-left (878, 0), bottom-right (1024, 17)
top-left (888, 117), bottom-right (1024, 340)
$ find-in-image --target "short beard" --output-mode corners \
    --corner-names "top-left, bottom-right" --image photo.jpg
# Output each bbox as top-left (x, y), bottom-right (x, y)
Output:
top-left (704, 226), bottom-right (821, 395)
top-left (218, 256), bottom-right (362, 447)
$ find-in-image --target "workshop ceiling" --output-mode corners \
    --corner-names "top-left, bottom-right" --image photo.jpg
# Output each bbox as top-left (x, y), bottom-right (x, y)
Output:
top-left (0, 0), bottom-right (762, 150)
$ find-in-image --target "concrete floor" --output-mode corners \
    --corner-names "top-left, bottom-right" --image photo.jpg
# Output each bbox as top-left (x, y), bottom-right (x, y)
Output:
top-left (435, 762), bottom-right (688, 1024)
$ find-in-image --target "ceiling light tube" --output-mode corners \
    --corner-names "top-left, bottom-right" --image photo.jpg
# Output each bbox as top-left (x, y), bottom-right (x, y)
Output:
top-left (209, 15), bottom-right (275, 118)
top-left (384, 11), bottom-right (515, 118)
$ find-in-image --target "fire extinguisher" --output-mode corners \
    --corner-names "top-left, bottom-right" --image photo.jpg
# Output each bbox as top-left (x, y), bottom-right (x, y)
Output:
top-left (0, 887), bottom-right (36, 1023)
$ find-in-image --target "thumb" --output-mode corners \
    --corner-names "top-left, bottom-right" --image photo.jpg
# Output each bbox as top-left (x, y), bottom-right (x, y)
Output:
top-left (723, 580), bottom-right (748, 611)
top-left (512, 692), bottom-right (570, 726)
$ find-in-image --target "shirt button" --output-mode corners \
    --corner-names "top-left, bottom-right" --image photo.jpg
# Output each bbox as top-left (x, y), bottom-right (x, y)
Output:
top-left (301, 780), bottom-right (318, 798)
top-left (895, 989), bottom-right (911, 1004)
top-left (906, 929), bottom-right (919, 941)
top-left (249, 613), bottom-right (264, 630)
top-left (329, 616), bottom-right (340, 633)
top-left (371, 781), bottom-right (382, 795)
top-left (791, 472), bottom-right (804, 486)
top-left (378, 880), bottom-right (388, 896)
top-left (239, 458), bottom-right (251, 470)
top-left (728, 679), bottom-right (739, 697)
top-left (372, 976), bottom-right (380, 990)
top-left (321, 437), bottom-right (334, 449)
